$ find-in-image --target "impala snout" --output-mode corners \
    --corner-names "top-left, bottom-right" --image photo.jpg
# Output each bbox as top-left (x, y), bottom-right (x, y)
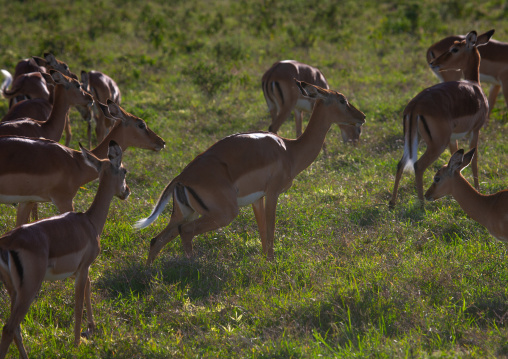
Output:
top-left (118, 184), bottom-right (131, 200)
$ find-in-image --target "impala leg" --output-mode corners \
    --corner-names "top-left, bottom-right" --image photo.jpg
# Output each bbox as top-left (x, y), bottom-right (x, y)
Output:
top-left (487, 84), bottom-right (501, 120)
top-left (389, 160), bottom-right (405, 208)
top-left (0, 261), bottom-right (45, 359)
top-left (179, 205), bottom-right (238, 259)
top-left (146, 204), bottom-right (193, 265)
top-left (95, 114), bottom-right (106, 143)
top-left (81, 276), bottom-right (95, 339)
top-left (87, 120), bottom-right (93, 149)
top-left (268, 106), bottom-right (292, 134)
top-left (15, 203), bottom-right (36, 227)
top-left (294, 109), bottom-right (303, 137)
top-left (263, 194), bottom-right (279, 260)
top-left (73, 270), bottom-right (90, 346)
top-left (252, 197), bottom-right (267, 254)
top-left (469, 131), bottom-right (480, 189)
top-left (448, 140), bottom-right (458, 155)
top-left (64, 113), bottom-right (72, 147)
top-left (414, 144), bottom-right (447, 204)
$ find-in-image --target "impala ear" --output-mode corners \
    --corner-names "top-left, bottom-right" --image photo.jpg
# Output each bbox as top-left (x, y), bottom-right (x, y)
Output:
top-left (80, 70), bottom-right (90, 91)
top-left (50, 70), bottom-right (67, 84)
top-left (465, 31), bottom-right (478, 49)
top-left (79, 142), bottom-right (102, 172)
top-left (41, 72), bottom-right (55, 86)
top-left (44, 53), bottom-right (58, 66)
top-left (477, 29), bottom-right (495, 47)
top-left (96, 100), bottom-right (118, 121)
top-left (107, 140), bottom-right (123, 169)
top-left (107, 99), bottom-right (123, 119)
top-left (448, 148), bottom-right (475, 173)
top-left (295, 79), bottom-right (328, 100)
top-left (32, 56), bottom-right (47, 67)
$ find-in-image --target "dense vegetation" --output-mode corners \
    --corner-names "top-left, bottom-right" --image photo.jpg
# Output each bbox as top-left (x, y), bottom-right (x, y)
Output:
top-left (1, 0), bottom-right (508, 357)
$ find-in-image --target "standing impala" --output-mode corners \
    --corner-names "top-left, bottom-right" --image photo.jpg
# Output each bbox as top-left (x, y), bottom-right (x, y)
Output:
top-left (0, 100), bottom-right (165, 226)
top-left (262, 60), bottom-right (361, 144)
top-left (0, 141), bottom-right (130, 359)
top-left (425, 148), bottom-right (508, 242)
top-left (427, 30), bottom-right (508, 118)
top-left (136, 80), bottom-right (365, 264)
top-left (389, 30), bottom-right (492, 207)
top-left (0, 70), bottom-right (92, 143)
top-left (77, 70), bottom-right (122, 148)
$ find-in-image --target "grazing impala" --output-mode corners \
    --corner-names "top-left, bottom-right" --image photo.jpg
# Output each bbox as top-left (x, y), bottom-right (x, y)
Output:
top-left (425, 148), bottom-right (508, 242)
top-left (0, 70), bottom-right (92, 143)
top-left (427, 30), bottom-right (508, 118)
top-left (136, 80), bottom-right (365, 264)
top-left (389, 30), bottom-right (492, 207)
top-left (0, 100), bottom-right (165, 226)
top-left (262, 60), bottom-right (361, 144)
top-left (77, 70), bottom-right (122, 148)
top-left (0, 141), bottom-right (130, 359)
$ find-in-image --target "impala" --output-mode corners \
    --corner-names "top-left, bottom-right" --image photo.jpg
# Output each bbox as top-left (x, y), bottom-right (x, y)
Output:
top-left (425, 148), bottom-right (508, 242)
top-left (1, 72), bottom-right (53, 123)
top-left (0, 70), bottom-right (92, 143)
top-left (389, 30), bottom-right (492, 207)
top-left (136, 79), bottom-right (365, 264)
top-left (0, 99), bottom-right (165, 226)
top-left (1, 57), bottom-right (45, 106)
top-left (0, 141), bottom-right (130, 359)
top-left (427, 30), bottom-right (508, 118)
top-left (77, 70), bottom-right (122, 148)
top-left (262, 60), bottom-right (361, 144)
top-left (32, 52), bottom-right (77, 80)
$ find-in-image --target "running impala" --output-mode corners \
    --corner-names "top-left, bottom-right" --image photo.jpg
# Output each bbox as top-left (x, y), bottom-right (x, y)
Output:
top-left (389, 30), bottom-right (492, 207)
top-left (136, 79), bottom-right (365, 264)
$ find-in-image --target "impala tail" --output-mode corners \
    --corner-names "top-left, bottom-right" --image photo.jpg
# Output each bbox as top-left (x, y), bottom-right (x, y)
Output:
top-left (400, 113), bottom-right (419, 173)
top-left (1, 69), bottom-right (13, 96)
top-left (135, 180), bottom-right (176, 229)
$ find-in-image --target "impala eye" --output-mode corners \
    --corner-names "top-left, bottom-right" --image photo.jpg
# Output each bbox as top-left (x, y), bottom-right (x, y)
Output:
top-left (434, 176), bottom-right (440, 183)
top-left (451, 48), bottom-right (459, 53)
top-left (138, 122), bottom-right (146, 130)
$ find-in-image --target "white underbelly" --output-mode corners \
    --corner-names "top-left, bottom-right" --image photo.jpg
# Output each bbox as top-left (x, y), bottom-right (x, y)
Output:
top-left (237, 191), bottom-right (265, 207)
top-left (450, 131), bottom-right (469, 140)
top-left (0, 194), bottom-right (46, 204)
top-left (44, 270), bottom-right (75, 281)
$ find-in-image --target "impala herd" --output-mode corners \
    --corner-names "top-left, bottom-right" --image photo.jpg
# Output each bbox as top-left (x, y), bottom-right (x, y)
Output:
top-left (0, 29), bottom-right (506, 357)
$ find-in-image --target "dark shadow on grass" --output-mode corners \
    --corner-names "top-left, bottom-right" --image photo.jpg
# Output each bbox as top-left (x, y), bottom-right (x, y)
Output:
top-left (94, 251), bottom-right (232, 301)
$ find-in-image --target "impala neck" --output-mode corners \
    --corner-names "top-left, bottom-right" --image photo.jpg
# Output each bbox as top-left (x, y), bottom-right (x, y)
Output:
top-left (287, 100), bottom-right (332, 177)
top-left (451, 173), bottom-right (491, 228)
top-left (463, 49), bottom-right (481, 84)
top-left (43, 83), bottom-right (70, 141)
top-left (91, 122), bottom-right (124, 159)
top-left (85, 172), bottom-right (116, 235)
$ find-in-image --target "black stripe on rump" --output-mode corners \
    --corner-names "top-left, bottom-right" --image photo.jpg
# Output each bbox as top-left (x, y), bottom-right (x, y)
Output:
top-left (10, 251), bottom-right (23, 285)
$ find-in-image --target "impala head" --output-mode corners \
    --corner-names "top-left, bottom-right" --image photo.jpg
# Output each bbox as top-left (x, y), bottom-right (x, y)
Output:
top-left (51, 70), bottom-right (94, 107)
top-left (430, 30), bottom-right (494, 75)
top-left (295, 79), bottom-right (366, 128)
top-left (103, 99), bottom-right (166, 151)
top-left (424, 148), bottom-right (475, 202)
top-left (32, 52), bottom-right (79, 80)
top-left (80, 141), bottom-right (131, 200)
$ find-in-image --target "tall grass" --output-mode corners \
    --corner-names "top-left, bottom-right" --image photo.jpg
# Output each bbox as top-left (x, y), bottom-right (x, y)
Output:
top-left (1, 0), bottom-right (508, 357)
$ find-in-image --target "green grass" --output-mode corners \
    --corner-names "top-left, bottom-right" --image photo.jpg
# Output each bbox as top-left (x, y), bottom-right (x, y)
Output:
top-left (2, 0), bottom-right (508, 357)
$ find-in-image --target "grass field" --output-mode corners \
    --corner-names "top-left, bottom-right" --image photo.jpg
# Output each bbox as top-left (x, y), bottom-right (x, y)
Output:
top-left (1, 0), bottom-right (508, 357)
